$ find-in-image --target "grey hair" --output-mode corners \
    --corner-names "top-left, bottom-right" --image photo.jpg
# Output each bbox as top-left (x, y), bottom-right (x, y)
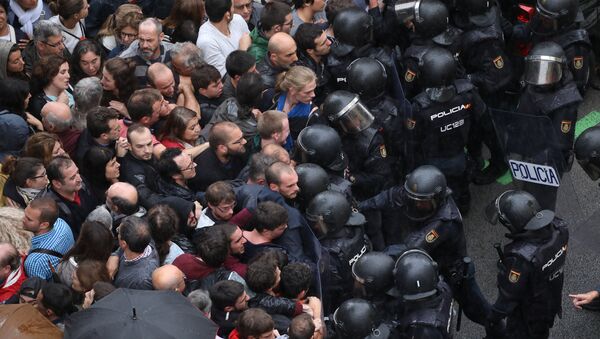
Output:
top-left (33, 20), bottom-right (62, 42)
top-left (45, 109), bottom-right (73, 132)
top-left (170, 42), bottom-right (204, 69)
top-left (74, 77), bottom-right (103, 129)
top-left (86, 205), bottom-right (113, 231)
top-left (140, 17), bottom-right (163, 35)
top-left (188, 289), bottom-right (212, 313)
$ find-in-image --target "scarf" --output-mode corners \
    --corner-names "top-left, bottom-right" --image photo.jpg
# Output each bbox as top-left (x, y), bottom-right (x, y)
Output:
top-left (16, 186), bottom-right (42, 205)
top-left (9, 0), bottom-right (43, 38)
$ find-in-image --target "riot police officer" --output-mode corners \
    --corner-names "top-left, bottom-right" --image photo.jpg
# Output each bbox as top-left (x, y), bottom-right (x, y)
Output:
top-left (294, 163), bottom-right (330, 212)
top-left (575, 126), bottom-right (600, 182)
top-left (485, 190), bottom-right (568, 338)
top-left (296, 124), bottom-right (354, 202)
top-left (358, 165), bottom-right (491, 326)
top-left (393, 249), bottom-right (454, 338)
top-left (517, 41), bottom-right (583, 210)
top-left (351, 252), bottom-right (397, 319)
top-left (405, 47), bottom-right (487, 213)
top-left (332, 298), bottom-right (397, 339)
top-left (528, 0), bottom-right (592, 93)
top-left (305, 190), bottom-right (371, 314)
top-left (323, 90), bottom-right (393, 249)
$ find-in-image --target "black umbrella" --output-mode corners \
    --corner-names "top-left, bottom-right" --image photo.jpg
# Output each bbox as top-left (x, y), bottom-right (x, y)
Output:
top-left (65, 288), bottom-right (218, 339)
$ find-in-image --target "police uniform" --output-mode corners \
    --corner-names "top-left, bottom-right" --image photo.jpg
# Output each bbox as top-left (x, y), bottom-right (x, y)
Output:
top-left (367, 96), bottom-right (405, 182)
top-left (488, 218), bottom-right (568, 338)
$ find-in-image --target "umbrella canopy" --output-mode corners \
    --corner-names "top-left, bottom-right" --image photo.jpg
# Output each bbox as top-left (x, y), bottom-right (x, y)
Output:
top-left (65, 288), bottom-right (218, 339)
top-left (0, 304), bottom-right (62, 339)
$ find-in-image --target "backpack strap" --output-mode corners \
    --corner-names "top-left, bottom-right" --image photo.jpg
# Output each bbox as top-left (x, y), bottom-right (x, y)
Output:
top-left (29, 248), bottom-right (63, 258)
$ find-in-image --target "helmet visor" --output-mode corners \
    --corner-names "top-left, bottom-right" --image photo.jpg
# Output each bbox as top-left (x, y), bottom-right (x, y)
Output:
top-left (484, 196), bottom-right (500, 225)
top-left (524, 55), bottom-right (563, 85)
top-left (332, 98), bottom-right (374, 134)
top-left (401, 192), bottom-right (438, 221)
top-left (578, 159), bottom-right (600, 181)
top-left (394, 0), bottom-right (417, 23)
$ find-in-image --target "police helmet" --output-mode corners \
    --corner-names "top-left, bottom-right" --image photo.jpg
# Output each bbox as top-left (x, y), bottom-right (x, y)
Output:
top-left (575, 126), bottom-right (600, 181)
top-left (414, 0), bottom-right (449, 40)
top-left (534, 0), bottom-right (578, 33)
top-left (322, 90), bottom-right (375, 134)
top-left (297, 125), bottom-right (348, 172)
top-left (393, 249), bottom-right (439, 301)
top-left (402, 165), bottom-right (448, 221)
top-left (485, 190), bottom-right (555, 234)
top-left (333, 298), bottom-right (378, 338)
top-left (332, 8), bottom-right (373, 55)
top-left (352, 252), bottom-right (395, 293)
top-left (524, 41), bottom-right (567, 86)
top-left (305, 190), bottom-right (365, 238)
top-left (347, 58), bottom-right (388, 102)
top-left (295, 163), bottom-right (330, 203)
top-left (463, 0), bottom-right (491, 15)
top-left (420, 47), bottom-right (457, 88)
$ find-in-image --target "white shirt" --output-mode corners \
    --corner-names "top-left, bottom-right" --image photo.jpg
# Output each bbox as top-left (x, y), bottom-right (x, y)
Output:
top-left (49, 15), bottom-right (86, 54)
top-left (196, 14), bottom-right (249, 76)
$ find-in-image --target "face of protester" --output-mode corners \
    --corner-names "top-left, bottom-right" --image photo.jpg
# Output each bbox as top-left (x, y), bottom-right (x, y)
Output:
top-left (310, 0), bottom-right (326, 12)
top-left (233, 291), bottom-right (249, 311)
top-left (233, 0), bottom-right (253, 22)
top-left (273, 171), bottom-right (299, 200)
top-left (209, 200), bottom-right (236, 221)
top-left (313, 31), bottom-right (331, 56)
top-left (38, 34), bottom-right (65, 57)
top-left (22, 205), bottom-right (45, 233)
top-left (119, 26), bottom-right (138, 47)
top-left (138, 24), bottom-right (163, 60)
top-left (25, 166), bottom-right (49, 190)
top-left (272, 42), bottom-right (298, 69)
top-left (153, 71), bottom-right (176, 98)
top-left (202, 80), bottom-right (223, 99)
top-left (55, 162), bottom-right (83, 193)
top-left (76, 0), bottom-right (90, 20)
top-left (52, 141), bottom-right (66, 158)
top-left (101, 69), bottom-right (117, 92)
top-left (7, 49), bottom-right (25, 74)
top-left (229, 226), bottom-right (247, 254)
top-left (50, 62), bottom-right (70, 91)
top-left (181, 117), bottom-right (201, 144)
top-left (0, 6), bottom-right (7, 34)
top-left (79, 51), bottom-right (101, 77)
top-left (151, 97), bottom-right (170, 121)
top-left (291, 80), bottom-right (316, 104)
top-left (174, 153), bottom-right (196, 180)
top-left (105, 157), bottom-right (120, 181)
top-left (128, 129), bottom-right (154, 161)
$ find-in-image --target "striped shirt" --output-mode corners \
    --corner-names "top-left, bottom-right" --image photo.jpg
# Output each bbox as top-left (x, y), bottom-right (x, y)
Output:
top-left (25, 218), bottom-right (75, 281)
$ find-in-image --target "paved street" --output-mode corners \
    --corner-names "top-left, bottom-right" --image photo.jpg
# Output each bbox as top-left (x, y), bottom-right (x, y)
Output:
top-left (457, 88), bottom-right (600, 338)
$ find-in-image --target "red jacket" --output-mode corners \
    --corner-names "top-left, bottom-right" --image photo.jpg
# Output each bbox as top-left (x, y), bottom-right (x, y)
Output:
top-left (0, 255), bottom-right (27, 302)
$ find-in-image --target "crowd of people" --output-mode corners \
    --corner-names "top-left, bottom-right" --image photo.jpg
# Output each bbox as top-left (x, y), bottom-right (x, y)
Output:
top-left (0, 0), bottom-right (600, 337)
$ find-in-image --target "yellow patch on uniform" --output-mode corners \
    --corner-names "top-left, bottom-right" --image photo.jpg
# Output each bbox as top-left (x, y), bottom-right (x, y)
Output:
top-left (561, 120), bottom-right (572, 134)
top-left (405, 69), bottom-right (416, 82)
top-left (509, 270), bottom-right (521, 283)
top-left (406, 118), bottom-right (416, 130)
top-left (379, 144), bottom-right (387, 158)
top-left (493, 56), bottom-right (504, 69)
top-left (425, 230), bottom-right (439, 243)
top-left (573, 56), bottom-right (584, 70)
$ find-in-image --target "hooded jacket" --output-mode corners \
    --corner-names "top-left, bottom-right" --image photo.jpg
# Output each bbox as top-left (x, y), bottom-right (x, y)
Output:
top-left (0, 40), bottom-right (15, 80)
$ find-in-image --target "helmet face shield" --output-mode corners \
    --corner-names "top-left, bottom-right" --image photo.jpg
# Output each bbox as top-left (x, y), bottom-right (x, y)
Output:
top-left (394, 0), bottom-right (418, 23)
top-left (330, 97), bottom-right (374, 134)
top-left (524, 55), bottom-right (564, 85)
top-left (402, 191), bottom-right (438, 221)
top-left (577, 158), bottom-right (600, 181)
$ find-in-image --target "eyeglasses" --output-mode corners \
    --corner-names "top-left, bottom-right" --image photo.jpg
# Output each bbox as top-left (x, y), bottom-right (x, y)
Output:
top-left (215, 201), bottom-right (236, 214)
top-left (119, 31), bottom-right (138, 40)
top-left (182, 161), bottom-right (197, 172)
top-left (42, 37), bottom-right (65, 48)
top-left (234, 2), bottom-right (252, 9)
top-left (228, 137), bottom-right (245, 146)
top-left (31, 171), bottom-right (47, 179)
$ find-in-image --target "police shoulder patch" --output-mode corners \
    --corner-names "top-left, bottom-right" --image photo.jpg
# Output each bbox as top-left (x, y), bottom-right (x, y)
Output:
top-left (425, 230), bottom-right (439, 243)
top-left (574, 56), bottom-right (584, 70)
top-left (508, 269), bottom-right (521, 283)
top-left (406, 118), bottom-right (416, 130)
top-left (493, 56), bottom-right (504, 69)
top-left (561, 120), bottom-right (572, 133)
top-left (405, 69), bottom-right (416, 82)
top-left (379, 144), bottom-right (387, 158)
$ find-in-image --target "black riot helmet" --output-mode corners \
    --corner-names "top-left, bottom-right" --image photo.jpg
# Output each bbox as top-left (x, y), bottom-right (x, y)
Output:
top-left (297, 125), bottom-right (348, 172)
top-left (347, 58), bottom-right (388, 103)
top-left (393, 249), bottom-right (440, 301)
top-left (295, 163), bottom-right (330, 203)
top-left (419, 47), bottom-right (457, 102)
top-left (322, 90), bottom-right (375, 134)
top-left (575, 126), bottom-right (600, 181)
top-left (352, 252), bottom-right (395, 293)
top-left (462, 0), bottom-right (491, 14)
top-left (524, 41), bottom-right (566, 86)
top-left (402, 165), bottom-right (448, 221)
top-left (485, 190), bottom-right (555, 234)
top-left (333, 298), bottom-right (378, 338)
top-left (332, 8), bottom-right (373, 55)
top-left (533, 0), bottom-right (578, 34)
top-left (305, 190), bottom-right (365, 238)
top-left (414, 0), bottom-right (449, 40)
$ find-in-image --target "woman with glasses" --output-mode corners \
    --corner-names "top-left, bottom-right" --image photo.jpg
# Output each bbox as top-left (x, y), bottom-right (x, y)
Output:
top-left (69, 39), bottom-right (104, 85)
top-left (1, 157), bottom-right (48, 208)
top-left (48, 0), bottom-right (90, 54)
top-left (28, 54), bottom-right (74, 120)
top-left (95, 4), bottom-right (143, 57)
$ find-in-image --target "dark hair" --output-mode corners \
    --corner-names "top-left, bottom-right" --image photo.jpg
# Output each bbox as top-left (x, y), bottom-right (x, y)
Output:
top-left (170, 20), bottom-right (200, 43)
top-left (82, 146), bottom-right (116, 192)
top-left (0, 0), bottom-right (8, 13)
top-left (209, 280), bottom-right (245, 310)
top-left (191, 63), bottom-right (222, 90)
top-left (325, 0), bottom-right (356, 24)
top-left (260, 1), bottom-right (292, 31)
top-left (31, 54), bottom-right (69, 94)
top-left (294, 23), bottom-right (323, 52)
top-left (280, 263), bottom-right (312, 298)
top-left (246, 255), bottom-right (278, 293)
top-left (225, 50), bottom-right (256, 78)
top-left (206, 181), bottom-right (235, 206)
top-left (208, 121), bottom-right (238, 149)
top-left (86, 107), bottom-right (119, 138)
top-left (126, 88), bottom-right (162, 122)
top-left (195, 226), bottom-right (229, 267)
top-left (40, 282), bottom-right (74, 317)
top-left (6, 44), bottom-right (27, 80)
top-left (46, 155), bottom-right (74, 184)
top-left (48, 0), bottom-right (86, 20)
top-left (119, 216), bottom-right (152, 253)
top-left (63, 220), bottom-right (114, 262)
top-left (92, 281), bottom-right (116, 301)
top-left (156, 147), bottom-right (184, 180)
top-left (103, 57), bottom-right (138, 102)
top-left (24, 132), bottom-right (63, 167)
top-left (109, 196), bottom-right (138, 215)
top-left (265, 161), bottom-right (294, 186)
top-left (1, 156), bottom-right (44, 187)
top-left (248, 153), bottom-right (277, 183)
top-left (237, 308), bottom-right (274, 339)
top-left (29, 197), bottom-right (59, 229)
top-left (163, 0), bottom-right (205, 29)
top-left (255, 201), bottom-right (288, 232)
top-left (0, 78), bottom-right (30, 117)
top-left (74, 259), bottom-right (111, 292)
top-left (289, 313), bottom-right (316, 339)
top-left (160, 106), bottom-right (197, 142)
top-left (205, 0), bottom-right (232, 22)
top-left (147, 205), bottom-right (179, 264)
top-left (70, 39), bottom-right (105, 84)
top-left (235, 72), bottom-right (264, 118)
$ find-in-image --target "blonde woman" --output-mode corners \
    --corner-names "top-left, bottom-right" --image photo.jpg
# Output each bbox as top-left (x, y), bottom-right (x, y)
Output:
top-left (95, 4), bottom-right (143, 56)
top-left (274, 66), bottom-right (318, 139)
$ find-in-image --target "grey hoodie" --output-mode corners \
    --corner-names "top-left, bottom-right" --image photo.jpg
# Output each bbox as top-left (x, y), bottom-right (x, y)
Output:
top-left (0, 40), bottom-right (16, 80)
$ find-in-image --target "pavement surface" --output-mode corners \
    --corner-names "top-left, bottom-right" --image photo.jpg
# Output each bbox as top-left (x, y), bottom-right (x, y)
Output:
top-left (457, 87), bottom-right (600, 338)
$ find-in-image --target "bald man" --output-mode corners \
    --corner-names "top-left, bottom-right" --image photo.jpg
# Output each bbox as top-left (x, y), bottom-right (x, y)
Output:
top-left (105, 182), bottom-right (146, 230)
top-left (40, 101), bottom-right (81, 158)
top-left (147, 63), bottom-right (200, 112)
top-left (152, 265), bottom-right (186, 293)
top-left (257, 32), bottom-right (298, 88)
top-left (262, 143), bottom-right (290, 165)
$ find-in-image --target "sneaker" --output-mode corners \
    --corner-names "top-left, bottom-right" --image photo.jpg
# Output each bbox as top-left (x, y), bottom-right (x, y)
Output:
top-left (472, 164), bottom-right (508, 185)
